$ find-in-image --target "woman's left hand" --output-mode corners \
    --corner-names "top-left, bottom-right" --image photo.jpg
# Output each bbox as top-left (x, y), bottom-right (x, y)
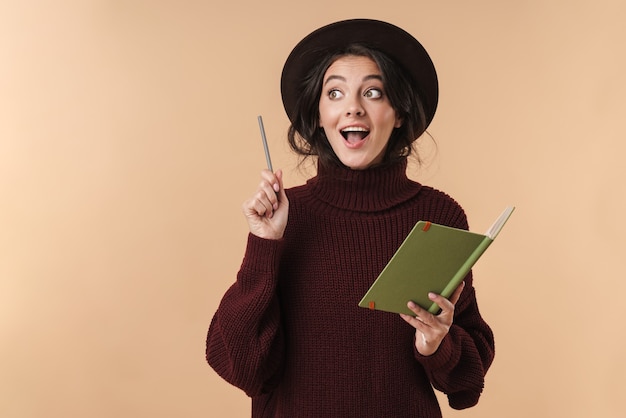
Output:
top-left (400, 281), bottom-right (465, 356)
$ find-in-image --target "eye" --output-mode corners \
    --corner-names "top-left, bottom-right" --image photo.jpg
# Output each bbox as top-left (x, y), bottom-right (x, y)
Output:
top-left (328, 89), bottom-right (344, 100)
top-left (364, 88), bottom-right (383, 99)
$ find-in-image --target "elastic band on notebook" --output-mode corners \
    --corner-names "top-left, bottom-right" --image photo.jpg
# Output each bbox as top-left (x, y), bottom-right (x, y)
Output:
top-left (422, 222), bottom-right (432, 232)
top-left (368, 301), bottom-right (375, 310)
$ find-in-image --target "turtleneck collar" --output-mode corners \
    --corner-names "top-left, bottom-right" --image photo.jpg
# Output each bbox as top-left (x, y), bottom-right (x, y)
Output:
top-left (305, 159), bottom-right (422, 213)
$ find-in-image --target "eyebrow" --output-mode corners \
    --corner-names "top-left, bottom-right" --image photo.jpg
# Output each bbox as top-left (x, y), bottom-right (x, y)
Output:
top-left (323, 74), bottom-right (383, 86)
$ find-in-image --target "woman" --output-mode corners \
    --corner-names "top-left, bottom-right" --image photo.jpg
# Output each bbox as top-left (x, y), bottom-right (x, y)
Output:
top-left (206, 19), bottom-right (495, 417)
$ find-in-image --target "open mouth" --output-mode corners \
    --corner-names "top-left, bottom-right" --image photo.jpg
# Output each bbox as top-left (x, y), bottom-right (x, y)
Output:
top-left (341, 127), bottom-right (370, 144)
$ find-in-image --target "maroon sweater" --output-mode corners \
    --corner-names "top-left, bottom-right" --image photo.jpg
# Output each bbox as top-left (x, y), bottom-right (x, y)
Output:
top-left (206, 160), bottom-right (495, 417)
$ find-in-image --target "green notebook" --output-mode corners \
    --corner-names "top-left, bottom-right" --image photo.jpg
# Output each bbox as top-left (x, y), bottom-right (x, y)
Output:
top-left (358, 206), bottom-right (515, 315)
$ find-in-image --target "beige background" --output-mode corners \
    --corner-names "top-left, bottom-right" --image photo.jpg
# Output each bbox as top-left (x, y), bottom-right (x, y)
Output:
top-left (1, 1), bottom-right (625, 417)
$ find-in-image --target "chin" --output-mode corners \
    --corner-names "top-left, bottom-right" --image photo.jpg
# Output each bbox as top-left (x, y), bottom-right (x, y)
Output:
top-left (342, 160), bottom-right (376, 170)
top-left (339, 155), bottom-right (383, 170)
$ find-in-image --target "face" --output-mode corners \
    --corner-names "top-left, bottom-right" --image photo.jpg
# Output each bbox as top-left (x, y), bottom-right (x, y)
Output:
top-left (318, 55), bottom-right (402, 170)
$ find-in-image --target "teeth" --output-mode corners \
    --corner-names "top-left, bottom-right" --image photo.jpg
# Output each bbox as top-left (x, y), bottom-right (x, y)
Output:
top-left (341, 126), bottom-right (370, 141)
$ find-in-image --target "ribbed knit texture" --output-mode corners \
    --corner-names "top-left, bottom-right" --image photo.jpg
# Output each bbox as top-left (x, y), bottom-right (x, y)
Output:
top-left (206, 159), bottom-right (495, 417)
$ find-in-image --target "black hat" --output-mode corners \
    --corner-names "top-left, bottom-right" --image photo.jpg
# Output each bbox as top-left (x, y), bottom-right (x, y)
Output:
top-left (280, 19), bottom-right (438, 132)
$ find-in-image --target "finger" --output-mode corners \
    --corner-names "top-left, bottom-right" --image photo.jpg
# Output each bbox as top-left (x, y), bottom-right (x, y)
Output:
top-left (448, 281), bottom-right (466, 305)
top-left (428, 281), bottom-right (466, 313)
top-left (260, 169), bottom-right (281, 194)
top-left (405, 300), bottom-right (425, 316)
top-left (258, 180), bottom-right (279, 211)
top-left (426, 292), bottom-right (449, 314)
top-left (243, 192), bottom-right (273, 218)
top-left (244, 177), bottom-right (278, 215)
top-left (275, 169), bottom-right (287, 201)
top-left (263, 169), bottom-right (288, 210)
top-left (405, 301), bottom-right (435, 325)
top-left (400, 312), bottom-right (427, 328)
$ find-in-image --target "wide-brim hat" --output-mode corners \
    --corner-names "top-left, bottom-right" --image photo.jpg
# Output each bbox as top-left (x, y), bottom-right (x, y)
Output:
top-left (280, 18), bottom-right (438, 131)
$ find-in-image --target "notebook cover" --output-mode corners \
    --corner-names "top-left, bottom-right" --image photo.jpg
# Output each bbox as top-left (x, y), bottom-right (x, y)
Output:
top-left (358, 221), bottom-right (490, 315)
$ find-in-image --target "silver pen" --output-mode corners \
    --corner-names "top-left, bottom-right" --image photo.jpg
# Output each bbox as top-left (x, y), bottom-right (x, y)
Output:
top-left (257, 115), bottom-right (273, 172)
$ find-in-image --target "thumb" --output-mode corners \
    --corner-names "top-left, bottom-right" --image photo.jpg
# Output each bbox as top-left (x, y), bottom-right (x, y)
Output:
top-left (275, 169), bottom-right (288, 201)
top-left (449, 281), bottom-right (466, 306)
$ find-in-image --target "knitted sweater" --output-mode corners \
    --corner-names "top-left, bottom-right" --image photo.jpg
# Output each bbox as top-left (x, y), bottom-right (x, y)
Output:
top-left (206, 159), bottom-right (495, 417)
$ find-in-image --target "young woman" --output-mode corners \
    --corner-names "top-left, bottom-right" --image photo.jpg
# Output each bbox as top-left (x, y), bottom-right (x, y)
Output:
top-left (206, 19), bottom-right (495, 417)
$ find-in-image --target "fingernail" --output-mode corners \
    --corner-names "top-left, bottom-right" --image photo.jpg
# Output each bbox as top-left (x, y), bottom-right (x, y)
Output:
top-left (273, 183), bottom-right (280, 192)
top-left (428, 292), bottom-right (436, 300)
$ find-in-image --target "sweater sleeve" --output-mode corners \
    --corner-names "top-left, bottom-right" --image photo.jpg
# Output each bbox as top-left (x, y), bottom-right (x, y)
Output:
top-left (205, 233), bottom-right (286, 397)
top-left (414, 274), bottom-right (495, 409)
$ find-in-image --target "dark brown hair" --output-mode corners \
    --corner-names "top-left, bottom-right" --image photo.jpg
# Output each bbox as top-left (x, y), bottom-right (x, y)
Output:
top-left (287, 44), bottom-right (428, 168)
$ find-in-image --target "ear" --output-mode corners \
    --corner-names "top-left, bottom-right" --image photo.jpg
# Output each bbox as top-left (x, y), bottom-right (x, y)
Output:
top-left (394, 115), bottom-right (403, 128)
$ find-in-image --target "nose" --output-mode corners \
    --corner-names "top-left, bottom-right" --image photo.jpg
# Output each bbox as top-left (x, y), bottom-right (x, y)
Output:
top-left (345, 96), bottom-right (365, 117)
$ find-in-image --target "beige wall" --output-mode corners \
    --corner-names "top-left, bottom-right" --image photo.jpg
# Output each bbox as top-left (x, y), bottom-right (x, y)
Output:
top-left (1, 1), bottom-right (625, 417)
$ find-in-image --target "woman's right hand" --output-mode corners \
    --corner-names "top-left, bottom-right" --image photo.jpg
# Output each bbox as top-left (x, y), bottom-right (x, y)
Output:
top-left (242, 169), bottom-right (289, 240)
